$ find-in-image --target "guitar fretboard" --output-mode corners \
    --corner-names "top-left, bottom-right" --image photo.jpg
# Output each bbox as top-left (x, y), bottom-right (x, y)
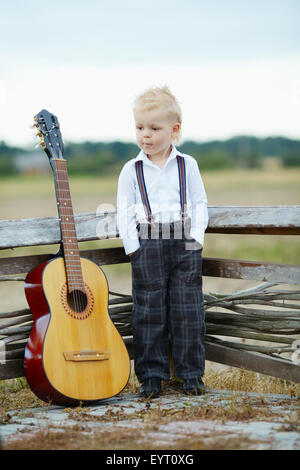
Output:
top-left (53, 158), bottom-right (84, 293)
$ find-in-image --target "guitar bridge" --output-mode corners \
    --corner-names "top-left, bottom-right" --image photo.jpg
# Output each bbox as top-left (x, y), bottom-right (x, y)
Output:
top-left (63, 350), bottom-right (110, 362)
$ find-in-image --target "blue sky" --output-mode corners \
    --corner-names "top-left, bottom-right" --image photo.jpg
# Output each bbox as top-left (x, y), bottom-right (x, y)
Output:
top-left (0, 0), bottom-right (300, 145)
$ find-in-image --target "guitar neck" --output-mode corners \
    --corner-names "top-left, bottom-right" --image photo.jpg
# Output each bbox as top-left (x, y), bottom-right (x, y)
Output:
top-left (51, 158), bottom-right (84, 293)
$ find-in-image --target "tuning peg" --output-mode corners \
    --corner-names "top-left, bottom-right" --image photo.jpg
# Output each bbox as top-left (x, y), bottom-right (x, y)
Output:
top-left (32, 130), bottom-right (42, 141)
top-left (34, 132), bottom-right (46, 148)
top-left (35, 140), bottom-right (46, 149)
top-left (40, 135), bottom-right (46, 146)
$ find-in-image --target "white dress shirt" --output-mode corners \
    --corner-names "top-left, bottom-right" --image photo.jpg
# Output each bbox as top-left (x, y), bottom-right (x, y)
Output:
top-left (116, 145), bottom-right (209, 255)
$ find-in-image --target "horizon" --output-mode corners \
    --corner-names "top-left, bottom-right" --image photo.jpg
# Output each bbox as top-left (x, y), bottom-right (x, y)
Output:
top-left (2, 132), bottom-right (300, 152)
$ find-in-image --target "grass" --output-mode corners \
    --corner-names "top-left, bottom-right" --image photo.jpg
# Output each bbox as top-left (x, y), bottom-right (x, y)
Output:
top-left (1, 401), bottom-right (286, 450)
top-left (203, 364), bottom-right (300, 397)
top-left (1, 364), bottom-right (299, 416)
top-left (204, 233), bottom-right (300, 264)
top-left (1, 166), bottom-right (299, 212)
top-left (2, 368), bottom-right (299, 450)
top-left (1, 364), bottom-right (299, 450)
top-left (2, 424), bottom-right (267, 450)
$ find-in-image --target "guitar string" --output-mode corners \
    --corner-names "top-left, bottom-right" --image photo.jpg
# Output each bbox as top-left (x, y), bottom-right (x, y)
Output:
top-left (57, 160), bottom-right (93, 354)
top-left (55, 161), bottom-right (85, 352)
top-left (57, 162), bottom-right (83, 330)
top-left (57, 161), bottom-right (82, 316)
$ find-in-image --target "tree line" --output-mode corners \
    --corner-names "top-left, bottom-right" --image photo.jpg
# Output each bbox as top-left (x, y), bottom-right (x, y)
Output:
top-left (0, 135), bottom-right (299, 175)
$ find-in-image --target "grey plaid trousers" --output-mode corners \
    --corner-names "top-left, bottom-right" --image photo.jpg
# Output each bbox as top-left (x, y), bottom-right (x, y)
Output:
top-left (130, 219), bottom-right (206, 382)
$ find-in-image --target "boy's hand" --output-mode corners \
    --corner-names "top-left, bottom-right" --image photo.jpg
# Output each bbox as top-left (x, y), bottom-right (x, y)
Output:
top-left (128, 252), bottom-right (133, 257)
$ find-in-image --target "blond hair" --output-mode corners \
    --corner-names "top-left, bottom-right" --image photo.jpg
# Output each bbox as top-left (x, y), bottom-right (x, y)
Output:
top-left (133, 86), bottom-right (182, 142)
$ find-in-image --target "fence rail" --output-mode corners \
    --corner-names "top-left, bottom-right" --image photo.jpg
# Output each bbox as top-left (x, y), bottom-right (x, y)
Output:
top-left (1, 206), bottom-right (300, 383)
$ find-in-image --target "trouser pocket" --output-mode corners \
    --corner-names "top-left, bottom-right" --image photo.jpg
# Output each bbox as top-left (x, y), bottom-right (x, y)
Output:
top-left (176, 243), bottom-right (203, 285)
top-left (131, 239), bottom-right (164, 291)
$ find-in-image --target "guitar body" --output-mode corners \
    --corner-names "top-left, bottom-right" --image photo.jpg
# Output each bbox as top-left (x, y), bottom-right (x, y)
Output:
top-left (24, 256), bottom-right (130, 405)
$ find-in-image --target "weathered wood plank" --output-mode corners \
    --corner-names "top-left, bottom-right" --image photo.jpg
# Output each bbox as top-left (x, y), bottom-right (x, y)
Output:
top-left (1, 248), bottom-right (300, 284)
top-left (206, 206), bottom-right (300, 235)
top-left (1, 340), bottom-right (299, 382)
top-left (203, 258), bottom-right (300, 284)
top-left (0, 211), bottom-right (116, 249)
top-left (0, 360), bottom-right (24, 380)
top-left (0, 248), bottom-right (127, 274)
top-left (1, 206), bottom-right (299, 249)
top-left (205, 341), bottom-right (300, 383)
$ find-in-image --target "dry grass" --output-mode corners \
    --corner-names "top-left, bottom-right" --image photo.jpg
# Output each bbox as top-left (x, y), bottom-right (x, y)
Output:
top-left (1, 364), bottom-right (299, 416)
top-left (203, 364), bottom-right (300, 397)
top-left (3, 425), bottom-right (266, 450)
top-left (2, 365), bottom-right (299, 451)
top-left (3, 389), bottom-right (293, 450)
top-left (0, 379), bottom-right (45, 423)
top-left (4, 394), bottom-right (296, 450)
top-left (3, 426), bottom-right (146, 451)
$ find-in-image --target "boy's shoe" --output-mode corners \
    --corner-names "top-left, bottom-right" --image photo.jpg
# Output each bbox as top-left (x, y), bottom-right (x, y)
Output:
top-left (140, 377), bottom-right (162, 398)
top-left (182, 377), bottom-right (206, 395)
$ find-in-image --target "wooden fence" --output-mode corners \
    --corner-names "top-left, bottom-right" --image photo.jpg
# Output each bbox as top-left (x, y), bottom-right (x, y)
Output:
top-left (0, 206), bottom-right (300, 383)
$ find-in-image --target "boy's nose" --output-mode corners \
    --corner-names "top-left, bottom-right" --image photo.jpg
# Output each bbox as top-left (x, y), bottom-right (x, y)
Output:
top-left (143, 128), bottom-right (151, 138)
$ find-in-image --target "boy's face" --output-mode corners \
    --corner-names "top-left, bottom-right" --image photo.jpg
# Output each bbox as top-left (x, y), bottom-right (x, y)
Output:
top-left (134, 107), bottom-right (180, 159)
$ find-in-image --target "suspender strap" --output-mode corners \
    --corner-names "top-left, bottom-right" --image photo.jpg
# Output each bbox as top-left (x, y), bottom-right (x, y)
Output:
top-left (135, 159), bottom-right (152, 222)
top-left (176, 154), bottom-right (187, 219)
top-left (135, 155), bottom-right (186, 223)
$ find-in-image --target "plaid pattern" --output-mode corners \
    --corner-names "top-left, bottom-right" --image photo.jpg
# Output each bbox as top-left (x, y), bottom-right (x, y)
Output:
top-left (130, 218), bottom-right (206, 382)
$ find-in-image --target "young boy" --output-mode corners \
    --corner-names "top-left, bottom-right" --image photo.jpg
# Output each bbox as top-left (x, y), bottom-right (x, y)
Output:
top-left (117, 86), bottom-right (208, 397)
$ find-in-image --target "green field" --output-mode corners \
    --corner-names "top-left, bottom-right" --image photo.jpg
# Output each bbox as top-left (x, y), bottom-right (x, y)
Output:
top-left (1, 167), bottom-right (300, 219)
top-left (1, 167), bottom-right (299, 260)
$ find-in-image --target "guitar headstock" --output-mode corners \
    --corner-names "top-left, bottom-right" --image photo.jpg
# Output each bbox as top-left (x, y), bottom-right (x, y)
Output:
top-left (33, 109), bottom-right (64, 159)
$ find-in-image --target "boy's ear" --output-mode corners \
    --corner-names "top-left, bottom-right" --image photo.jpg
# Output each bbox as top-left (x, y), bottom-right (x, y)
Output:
top-left (172, 122), bottom-right (181, 138)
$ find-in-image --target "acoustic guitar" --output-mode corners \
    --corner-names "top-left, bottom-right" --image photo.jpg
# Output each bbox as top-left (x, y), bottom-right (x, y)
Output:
top-left (24, 109), bottom-right (130, 405)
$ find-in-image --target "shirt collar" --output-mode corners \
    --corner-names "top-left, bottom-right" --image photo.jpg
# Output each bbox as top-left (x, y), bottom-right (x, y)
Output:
top-left (135, 144), bottom-right (181, 167)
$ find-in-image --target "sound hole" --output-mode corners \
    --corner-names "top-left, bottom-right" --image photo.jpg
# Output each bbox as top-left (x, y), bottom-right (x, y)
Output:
top-left (67, 290), bottom-right (88, 313)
